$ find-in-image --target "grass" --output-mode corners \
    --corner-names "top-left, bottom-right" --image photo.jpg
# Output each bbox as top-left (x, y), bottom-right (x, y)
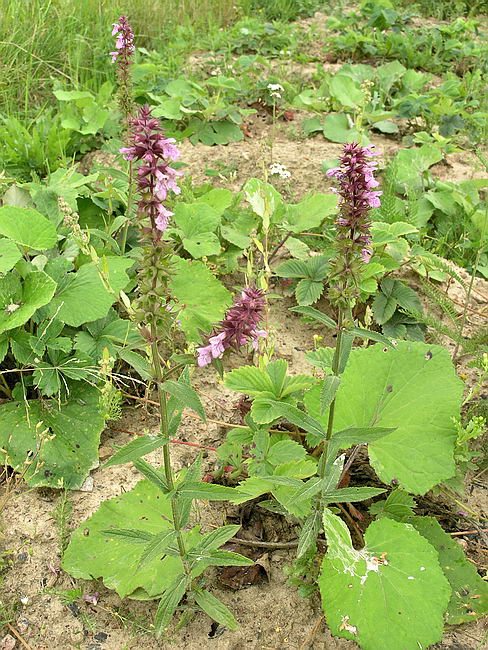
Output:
top-left (0, 0), bottom-right (238, 115)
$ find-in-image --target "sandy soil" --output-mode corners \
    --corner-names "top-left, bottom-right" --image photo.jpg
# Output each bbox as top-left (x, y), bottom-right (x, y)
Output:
top-left (1, 9), bottom-right (488, 650)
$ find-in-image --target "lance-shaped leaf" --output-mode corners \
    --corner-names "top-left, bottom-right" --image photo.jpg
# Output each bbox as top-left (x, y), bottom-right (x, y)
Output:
top-left (290, 305), bottom-right (336, 329)
top-left (257, 399), bottom-right (325, 441)
top-left (320, 375), bottom-right (340, 415)
top-left (161, 380), bottom-right (206, 422)
top-left (154, 574), bottom-right (187, 637)
top-left (102, 435), bottom-right (169, 468)
top-left (319, 510), bottom-right (451, 650)
top-left (322, 487), bottom-right (386, 504)
top-left (194, 589), bottom-right (238, 630)
top-left (297, 511), bottom-right (321, 558)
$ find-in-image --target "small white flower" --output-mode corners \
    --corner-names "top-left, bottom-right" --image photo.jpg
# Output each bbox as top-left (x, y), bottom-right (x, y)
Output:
top-left (269, 162), bottom-right (291, 180)
top-left (267, 83), bottom-right (284, 99)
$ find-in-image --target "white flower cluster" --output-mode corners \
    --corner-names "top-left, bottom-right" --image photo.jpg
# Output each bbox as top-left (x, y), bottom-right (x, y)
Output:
top-left (269, 162), bottom-right (291, 179)
top-left (267, 83), bottom-right (284, 99)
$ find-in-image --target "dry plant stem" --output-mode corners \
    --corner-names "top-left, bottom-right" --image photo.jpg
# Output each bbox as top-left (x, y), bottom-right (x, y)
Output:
top-left (149, 329), bottom-right (187, 562)
top-left (6, 623), bottom-right (34, 650)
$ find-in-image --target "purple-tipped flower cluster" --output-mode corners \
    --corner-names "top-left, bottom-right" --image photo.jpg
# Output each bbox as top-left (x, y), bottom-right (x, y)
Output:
top-left (121, 105), bottom-right (182, 235)
top-left (110, 16), bottom-right (135, 64)
top-left (197, 287), bottom-right (267, 367)
top-left (327, 143), bottom-right (382, 263)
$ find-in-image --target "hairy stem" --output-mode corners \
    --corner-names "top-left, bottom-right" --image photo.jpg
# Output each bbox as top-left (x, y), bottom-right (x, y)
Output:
top-left (150, 329), bottom-right (187, 562)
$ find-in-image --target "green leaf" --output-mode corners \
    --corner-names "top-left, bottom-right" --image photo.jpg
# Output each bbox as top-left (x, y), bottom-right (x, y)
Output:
top-left (49, 258), bottom-right (132, 326)
top-left (194, 589), bottom-right (238, 630)
top-left (349, 326), bottom-right (395, 347)
top-left (320, 375), bottom-right (340, 415)
top-left (244, 178), bottom-right (282, 222)
top-left (161, 380), bottom-right (206, 422)
top-left (0, 271), bottom-right (56, 335)
top-left (0, 239), bottom-right (21, 274)
top-left (319, 511), bottom-right (451, 650)
top-left (103, 436), bottom-right (168, 468)
top-left (154, 575), bottom-right (187, 636)
top-left (372, 292), bottom-right (397, 324)
top-left (133, 458), bottom-right (169, 493)
top-left (259, 399), bottom-right (325, 440)
top-left (0, 206), bottom-right (57, 251)
top-left (331, 342), bottom-right (462, 493)
top-left (63, 480), bottom-right (200, 599)
top-left (190, 550), bottom-right (254, 569)
top-left (224, 365), bottom-right (274, 395)
top-left (409, 516), bottom-right (488, 624)
top-left (173, 202), bottom-right (221, 258)
top-left (175, 481), bottom-right (236, 501)
top-left (191, 525), bottom-right (240, 553)
top-left (295, 278), bottom-right (323, 305)
top-left (373, 120), bottom-right (399, 134)
top-left (322, 114), bottom-right (362, 144)
top-left (322, 487), bottom-right (386, 504)
top-left (267, 439), bottom-right (306, 465)
top-left (329, 75), bottom-right (364, 108)
top-left (290, 306), bottom-right (336, 329)
top-left (368, 489), bottom-right (416, 521)
top-left (297, 511), bottom-right (321, 557)
top-left (169, 258), bottom-right (231, 342)
top-left (284, 194), bottom-right (338, 232)
top-left (0, 384), bottom-right (104, 488)
top-left (137, 530), bottom-right (178, 570)
top-left (274, 259), bottom-right (308, 278)
top-left (101, 528), bottom-right (154, 543)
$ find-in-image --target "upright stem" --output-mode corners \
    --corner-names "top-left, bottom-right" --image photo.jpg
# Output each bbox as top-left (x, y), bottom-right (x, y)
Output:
top-left (120, 160), bottom-right (134, 255)
top-left (326, 308), bottom-right (344, 441)
top-left (150, 328), bottom-right (187, 561)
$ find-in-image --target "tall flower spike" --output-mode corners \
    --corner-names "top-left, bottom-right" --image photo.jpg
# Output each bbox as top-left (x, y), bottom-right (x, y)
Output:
top-left (121, 105), bottom-right (182, 238)
top-left (196, 287), bottom-right (267, 367)
top-left (110, 16), bottom-right (135, 122)
top-left (327, 143), bottom-right (382, 307)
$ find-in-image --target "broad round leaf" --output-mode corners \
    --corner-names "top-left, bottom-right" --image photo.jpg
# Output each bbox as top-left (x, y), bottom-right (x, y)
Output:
top-left (0, 206), bottom-right (57, 251)
top-left (0, 271), bottom-right (57, 335)
top-left (0, 239), bottom-right (21, 274)
top-left (62, 479), bottom-right (201, 599)
top-left (48, 257), bottom-right (132, 326)
top-left (319, 511), bottom-right (451, 650)
top-left (0, 385), bottom-right (104, 488)
top-left (305, 342), bottom-right (463, 493)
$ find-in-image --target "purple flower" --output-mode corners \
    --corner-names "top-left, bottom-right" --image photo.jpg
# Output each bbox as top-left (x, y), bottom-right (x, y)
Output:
top-left (122, 105), bottom-right (182, 238)
top-left (196, 288), bottom-right (267, 367)
top-left (327, 143), bottom-right (382, 265)
top-left (110, 16), bottom-right (135, 64)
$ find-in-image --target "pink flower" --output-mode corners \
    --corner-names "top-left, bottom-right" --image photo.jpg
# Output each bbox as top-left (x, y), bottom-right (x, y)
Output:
top-left (196, 288), bottom-right (267, 367)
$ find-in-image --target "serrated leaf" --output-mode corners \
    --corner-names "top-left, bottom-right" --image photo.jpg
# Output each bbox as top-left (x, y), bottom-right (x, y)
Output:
top-left (137, 530), bottom-right (178, 570)
top-left (369, 489), bottom-right (416, 521)
top-left (258, 399), bottom-right (325, 441)
top-left (0, 206), bottom-right (57, 251)
top-left (320, 375), bottom-right (340, 415)
top-left (224, 365), bottom-right (274, 395)
top-left (101, 528), bottom-right (155, 543)
top-left (410, 516), bottom-right (488, 624)
top-left (322, 487), bottom-right (386, 504)
top-left (161, 380), bottom-right (206, 422)
top-left (267, 439), bottom-right (307, 465)
top-left (285, 193), bottom-right (338, 232)
top-left (297, 511), bottom-right (321, 557)
top-left (349, 326), bottom-right (395, 347)
top-left (295, 278), bottom-right (323, 305)
top-left (133, 458), bottom-right (169, 493)
top-left (275, 259), bottom-right (309, 278)
top-left (175, 481), bottom-right (236, 501)
top-left (290, 306), bottom-right (336, 329)
top-left (194, 589), bottom-right (238, 630)
top-left (372, 292), bottom-right (397, 324)
top-left (103, 436), bottom-right (168, 468)
top-left (154, 574), bottom-right (187, 636)
top-left (319, 511), bottom-right (451, 650)
top-left (0, 384), bottom-right (104, 488)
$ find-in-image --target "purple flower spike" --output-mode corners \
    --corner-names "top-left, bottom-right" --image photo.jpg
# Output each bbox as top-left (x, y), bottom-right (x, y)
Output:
top-left (196, 288), bottom-right (267, 367)
top-left (122, 105), bottom-right (182, 238)
top-left (328, 142), bottom-right (382, 265)
top-left (110, 16), bottom-right (135, 64)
